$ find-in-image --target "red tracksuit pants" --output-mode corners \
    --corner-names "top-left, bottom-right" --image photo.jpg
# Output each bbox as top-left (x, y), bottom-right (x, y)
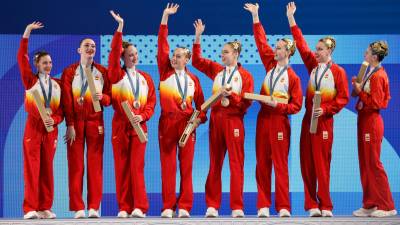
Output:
top-left (112, 115), bottom-right (149, 213)
top-left (205, 111), bottom-right (245, 210)
top-left (357, 111), bottom-right (395, 211)
top-left (158, 113), bottom-right (196, 211)
top-left (255, 113), bottom-right (291, 212)
top-left (23, 116), bottom-right (57, 213)
top-left (300, 113), bottom-right (333, 211)
top-left (67, 119), bottom-right (104, 211)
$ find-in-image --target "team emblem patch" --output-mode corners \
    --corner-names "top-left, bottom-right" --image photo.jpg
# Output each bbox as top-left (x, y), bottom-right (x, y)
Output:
top-left (365, 133), bottom-right (370, 142)
top-left (234, 129), bottom-right (240, 137)
top-left (323, 131), bottom-right (329, 140)
top-left (95, 75), bottom-right (100, 80)
top-left (189, 82), bottom-right (193, 87)
top-left (280, 78), bottom-right (285, 83)
top-left (234, 77), bottom-right (238, 82)
top-left (98, 126), bottom-right (104, 135)
top-left (277, 132), bottom-right (283, 141)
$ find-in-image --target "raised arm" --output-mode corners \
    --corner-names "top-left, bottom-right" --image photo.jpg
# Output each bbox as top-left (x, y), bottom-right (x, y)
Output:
top-left (161, 3), bottom-right (179, 25)
top-left (108, 10), bottom-right (126, 84)
top-left (244, 3), bottom-right (276, 72)
top-left (192, 19), bottom-right (223, 80)
top-left (286, 2), bottom-right (317, 73)
top-left (157, 3), bottom-right (179, 77)
top-left (17, 22), bottom-right (44, 89)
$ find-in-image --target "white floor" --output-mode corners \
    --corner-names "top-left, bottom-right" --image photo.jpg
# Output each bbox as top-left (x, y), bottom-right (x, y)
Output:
top-left (0, 217), bottom-right (399, 225)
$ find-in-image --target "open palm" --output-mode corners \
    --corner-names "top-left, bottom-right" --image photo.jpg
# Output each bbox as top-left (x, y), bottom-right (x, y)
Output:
top-left (164, 3), bottom-right (179, 15)
top-left (194, 19), bottom-right (205, 36)
top-left (27, 21), bottom-right (44, 30)
top-left (244, 3), bottom-right (259, 15)
top-left (110, 10), bottom-right (124, 24)
top-left (286, 2), bottom-right (296, 17)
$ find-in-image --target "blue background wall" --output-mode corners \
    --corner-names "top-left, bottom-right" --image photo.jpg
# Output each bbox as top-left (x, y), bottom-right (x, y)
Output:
top-left (0, 0), bottom-right (399, 218)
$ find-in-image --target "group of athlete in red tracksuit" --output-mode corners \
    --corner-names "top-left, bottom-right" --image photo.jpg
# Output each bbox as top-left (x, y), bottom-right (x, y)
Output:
top-left (16, 2), bottom-right (397, 220)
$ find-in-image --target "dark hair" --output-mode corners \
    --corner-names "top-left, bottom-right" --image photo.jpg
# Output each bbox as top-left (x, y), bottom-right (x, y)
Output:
top-left (33, 51), bottom-right (50, 66)
top-left (370, 40), bottom-right (389, 62)
top-left (79, 38), bottom-right (95, 47)
top-left (121, 41), bottom-right (134, 57)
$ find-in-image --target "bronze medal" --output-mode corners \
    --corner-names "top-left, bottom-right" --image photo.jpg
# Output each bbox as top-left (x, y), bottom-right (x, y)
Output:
top-left (221, 97), bottom-right (230, 107)
top-left (134, 100), bottom-right (140, 109)
top-left (357, 101), bottom-right (363, 110)
top-left (46, 108), bottom-right (52, 116)
top-left (225, 83), bottom-right (232, 91)
top-left (77, 96), bottom-right (84, 105)
top-left (181, 102), bottom-right (187, 110)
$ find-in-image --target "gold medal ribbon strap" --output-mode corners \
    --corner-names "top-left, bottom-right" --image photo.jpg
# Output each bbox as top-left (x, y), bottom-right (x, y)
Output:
top-left (124, 67), bottom-right (140, 107)
top-left (174, 72), bottom-right (188, 109)
top-left (38, 74), bottom-right (52, 112)
top-left (79, 64), bottom-right (92, 101)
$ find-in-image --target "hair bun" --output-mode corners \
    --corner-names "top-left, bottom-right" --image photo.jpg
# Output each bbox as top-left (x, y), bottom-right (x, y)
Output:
top-left (281, 38), bottom-right (296, 57)
top-left (319, 36), bottom-right (336, 51)
top-left (370, 40), bottom-right (389, 61)
top-left (227, 41), bottom-right (242, 55)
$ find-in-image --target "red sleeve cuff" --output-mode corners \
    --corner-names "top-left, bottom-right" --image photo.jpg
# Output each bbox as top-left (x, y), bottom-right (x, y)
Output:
top-left (253, 22), bottom-right (262, 29)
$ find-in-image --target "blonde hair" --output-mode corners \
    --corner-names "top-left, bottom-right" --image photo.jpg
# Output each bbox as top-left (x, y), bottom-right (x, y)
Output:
top-left (226, 41), bottom-right (242, 55)
top-left (176, 46), bottom-right (192, 59)
top-left (281, 38), bottom-right (296, 57)
top-left (370, 40), bottom-right (389, 62)
top-left (319, 36), bottom-right (336, 52)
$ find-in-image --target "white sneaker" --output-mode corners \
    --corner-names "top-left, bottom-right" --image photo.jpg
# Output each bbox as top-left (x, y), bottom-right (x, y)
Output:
top-left (257, 207), bottom-right (270, 217)
top-left (321, 210), bottom-right (333, 217)
top-left (279, 209), bottom-right (291, 217)
top-left (161, 209), bottom-right (175, 218)
top-left (309, 208), bottom-right (321, 217)
top-left (74, 210), bottom-right (86, 219)
top-left (117, 210), bottom-right (129, 218)
top-left (38, 210), bottom-right (56, 219)
top-left (370, 209), bottom-right (397, 217)
top-left (353, 207), bottom-right (377, 217)
top-left (232, 209), bottom-right (245, 218)
top-left (178, 209), bottom-right (190, 218)
top-left (23, 211), bottom-right (39, 219)
top-left (88, 208), bottom-right (100, 218)
top-left (131, 208), bottom-right (146, 218)
top-left (205, 207), bottom-right (219, 218)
